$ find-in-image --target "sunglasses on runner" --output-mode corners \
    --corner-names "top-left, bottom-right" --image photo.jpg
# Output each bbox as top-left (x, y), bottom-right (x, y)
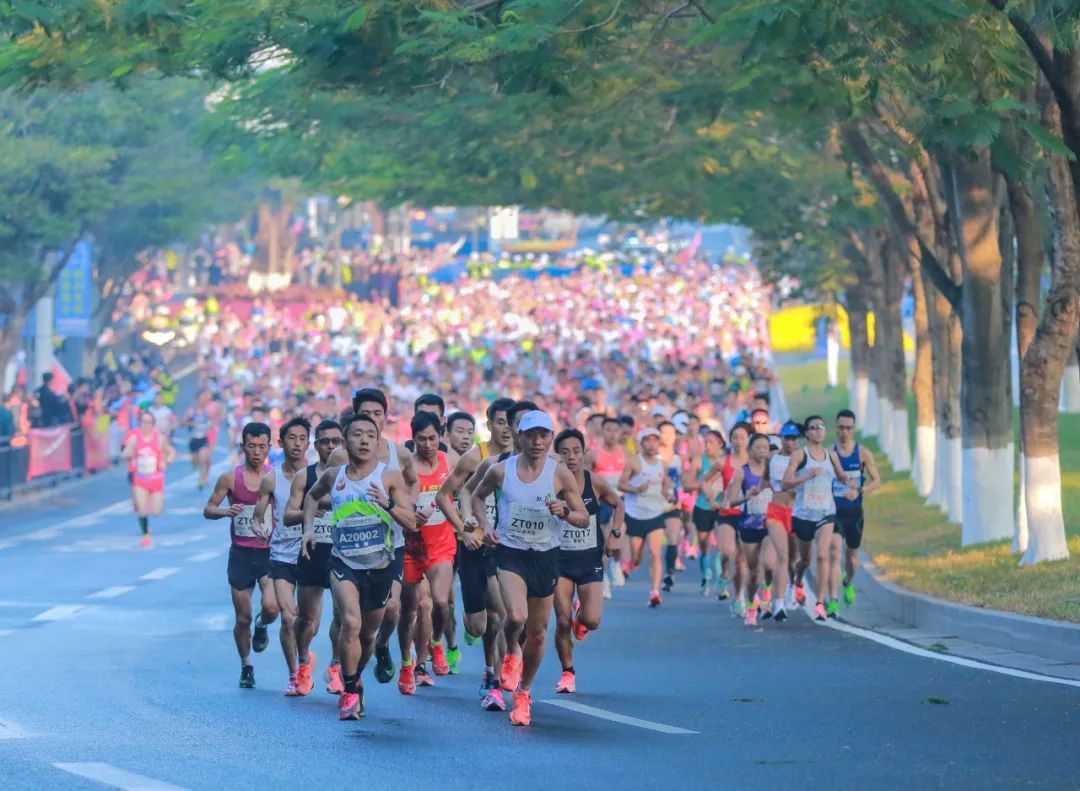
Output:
top-left (315, 437), bottom-right (344, 446)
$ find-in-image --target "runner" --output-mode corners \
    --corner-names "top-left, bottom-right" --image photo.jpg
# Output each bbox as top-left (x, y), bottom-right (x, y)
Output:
top-left (397, 411), bottom-right (460, 693)
top-left (122, 411), bottom-right (175, 548)
top-left (709, 421), bottom-right (750, 612)
top-left (252, 417), bottom-right (311, 695)
top-left (553, 428), bottom-right (623, 693)
top-left (618, 427), bottom-right (674, 607)
top-left (691, 429), bottom-right (725, 596)
top-left (289, 418), bottom-right (345, 694)
top-left (435, 397), bottom-right (515, 711)
top-left (301, 413), bottom-right (417, 720)
top-left (185, 389), bottom-right (215, 489)
top-left (657, 420), bottom-right (684, 592)
top-left (722, 432), bottom-right (773, 626)
top-left (831, 410), bottom-right (880, 611)
top-left (782, 415), bottom-right (854, 621)
top-left (765, 420), bottom-right (802, 621)
top-left (588, 416), bottom-right (627, 597)
top-left (470, 410), bottom-right (589, 727)
top-left (203, 422), bottom-right (280, 689)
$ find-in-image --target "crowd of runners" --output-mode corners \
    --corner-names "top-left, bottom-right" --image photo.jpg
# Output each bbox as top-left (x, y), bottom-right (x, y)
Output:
top-left (120, 256), bottom-right (880, 727)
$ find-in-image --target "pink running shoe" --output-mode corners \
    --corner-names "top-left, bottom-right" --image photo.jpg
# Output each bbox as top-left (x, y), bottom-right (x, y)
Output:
top-left (813, 602), bottom-right (827, 621)
top-left (744, 607), bottom-right (758, 627)
top-left (338, 691), bottom-right (362, 720)
top-left (482, 687), bottom-right (507, 711)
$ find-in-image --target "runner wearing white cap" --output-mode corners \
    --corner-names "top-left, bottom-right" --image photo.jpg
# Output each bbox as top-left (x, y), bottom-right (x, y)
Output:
top-left (470, 410), bottom-right (589, 727)
top-left (618, 427), bottom-right (674, 607)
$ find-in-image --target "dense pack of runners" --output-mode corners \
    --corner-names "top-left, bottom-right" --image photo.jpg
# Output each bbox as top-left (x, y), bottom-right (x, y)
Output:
top-left (156, 256), bottom-right (881, 727)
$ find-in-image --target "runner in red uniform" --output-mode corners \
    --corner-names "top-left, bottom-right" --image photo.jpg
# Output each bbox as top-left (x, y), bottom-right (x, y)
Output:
top-left (122, 411), bottom-right (175, 548)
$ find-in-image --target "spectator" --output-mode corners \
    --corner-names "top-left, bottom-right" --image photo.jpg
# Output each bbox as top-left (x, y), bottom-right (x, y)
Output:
top-left (0, 395), bottom-right (14, 440)
top-left (35, 373), bottom-right (71, 427)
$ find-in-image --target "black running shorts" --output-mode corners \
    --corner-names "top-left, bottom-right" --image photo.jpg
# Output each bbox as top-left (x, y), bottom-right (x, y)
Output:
top-left (459, 543), bottom-right (497, 615)
top-left (558, 550), bottom-right (604, 586)
top-left (692, 506), bottom-right (717, 534)
top-left (495, 545), bottom-right (559, 599)
top-left (626, 514), bottom-right (664, 538)
top-left (269, 560), bottom-right (298, 584)
top-left (791, 516), bottom-right (834, 543)
top-left (227, 545), bottom-right (270, 591)
top-left (328, 556), bottom-right (395, 612)
top-left (835, 509), bottom-right (865, 549)
top-left (296, 543), bottom-right (333, 589)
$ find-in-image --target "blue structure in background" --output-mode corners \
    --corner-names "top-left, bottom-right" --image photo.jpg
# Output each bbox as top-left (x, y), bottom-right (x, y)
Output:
top-left (55, 241), bottom-right (94, 338)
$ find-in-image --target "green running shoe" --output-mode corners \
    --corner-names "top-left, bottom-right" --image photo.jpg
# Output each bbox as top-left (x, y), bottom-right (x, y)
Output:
top-left (843, 581), bottom-right (856, 606)
top-left (447, 646), bottom-right (462, 675)
top-left (826, 599), bottom-right (840, 618)
top-left (464, 631), bottom-right (480, 647)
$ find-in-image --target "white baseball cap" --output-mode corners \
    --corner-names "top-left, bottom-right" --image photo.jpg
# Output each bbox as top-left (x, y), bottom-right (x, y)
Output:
top-left (517, 410), bottom-right (554, 433)
top-left (637, 427), bottom-right (661, 442)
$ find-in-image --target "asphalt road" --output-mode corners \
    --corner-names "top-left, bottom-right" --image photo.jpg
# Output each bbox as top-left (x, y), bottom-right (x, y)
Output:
top-left (0, 457), bottom-right (1078, 791)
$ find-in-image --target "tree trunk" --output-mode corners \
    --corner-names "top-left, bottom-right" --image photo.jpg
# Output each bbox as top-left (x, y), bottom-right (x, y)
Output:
top-left (864, 236), bottom-right (890, 451)
top-left (1019, 89), bottom-right (1078, 564)
top-left (909, 236), bottom-right (936, 496)
top-left (953, 150), bottom-right (1014, 545)
top-left (881, 238), bottom-right (912, 471)
top-left (846, 281), bottom-right (872, 425)
top-left (1007, 174), bottom-right (1045, 552)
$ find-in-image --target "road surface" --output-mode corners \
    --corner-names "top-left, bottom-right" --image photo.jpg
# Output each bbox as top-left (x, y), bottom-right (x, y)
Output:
top-left (0, 457), bottom-right (1077, 790)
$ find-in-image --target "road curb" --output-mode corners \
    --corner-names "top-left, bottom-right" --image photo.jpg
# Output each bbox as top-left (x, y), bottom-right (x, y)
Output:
top-left (857, 550), bottom-right (1080, 664)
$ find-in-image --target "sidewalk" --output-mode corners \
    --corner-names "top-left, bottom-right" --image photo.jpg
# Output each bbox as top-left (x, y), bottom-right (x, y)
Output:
top-left (839, 552), bottom-right (1080, 681)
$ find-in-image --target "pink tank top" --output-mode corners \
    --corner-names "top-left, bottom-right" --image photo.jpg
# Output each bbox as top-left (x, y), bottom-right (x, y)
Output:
top-left (593, 445), bottom-right (625, 484)
top-left (229, 464), bottom-right (270, 549)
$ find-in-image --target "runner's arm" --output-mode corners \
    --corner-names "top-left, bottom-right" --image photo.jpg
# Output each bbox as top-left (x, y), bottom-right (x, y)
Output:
top-left (829, 450), bottom-right (851, 485)
top-left (397, 445), bottom-right (419, 499)
top-left (553, 466), bottom-right (589, 528)
top-left (470, 463), bottom-right (504, 537)
top-left (203, 472), bottom-right (238, 519)
top-left (860, 447), bottom-right (882, 495)
top-left (302, 469), bottom-right (335, 536)
top-left (161, 438), bottom-right (177, 466)
top-left (780, 449), bottom-right (808, 491)
top-left (381, 470), bottom-right (417, 532)
top-left (617, 458), bottom-right (642, 494)
top-left (251, 472), bottom-right (275, 538)
top-left (436, 451), bottom-right (477, 534)
top-left (592, 475), bottom-right (625, 534)
top-left (722, 466), bottom-right (746, 509)
top-left (283, 471), bottom-right (307, 527)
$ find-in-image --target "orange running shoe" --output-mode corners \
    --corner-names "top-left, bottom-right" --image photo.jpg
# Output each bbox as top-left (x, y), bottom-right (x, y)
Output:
top-left (283, 675), bottom-right (300, 696)
top-left (509, 690), bottom-right (532, 726)
top-left (139, 535), bottom-right (152, 549)
top-left (555, 670), bottom-right (576, 694)
top-left (325, 663), bottom-right (344, 695)
top-left (295, 651), bottom-right (316, 696)
top-left (572, 600), bottom-right (589, 641)
top-left (499, 653), bottom-right (523, 692)
top-left (398, 663), bottom-right (416, 695)
top-left (430, 642), bottom-right (450, 676)
top-left (794, 585), bottom-right (807, 606)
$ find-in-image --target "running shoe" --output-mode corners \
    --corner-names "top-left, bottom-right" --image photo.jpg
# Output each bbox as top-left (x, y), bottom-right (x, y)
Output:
top-left (325, 662), bottom-right (344, 694)
top-left (338, 691), bottom-right (363, 720)
top-left (610, 561), bottom-right (626, 587)
top-left (734, 599), bottom-right (747, 618)
top-left (415, 663), bottom-right (435, 687)
top-left (662, 574), bottom-right (674, 592)
top-left (509, 690), bottom-right (532, 726)
top-left (398, 663), bottom-right (416, 696)
top-left (826, 599), bottom-right (840, 619)
top-left (295, 651), bottom-right (316, 696)
top-left (602, 576), bottom-right (613, 600)
top-left (843, 580), bottom-right (856, 606)
top-left (674, 557), bottom-right (686, 572)
top-left (464, 631), bottom-right (480, 647)
top-left (794, 585), bottom-right (807, 606)
top-left (649, 591), bottom-right (662, 608)
top-left (744, 606), bottom-right (758, 627)
top-left (760, 585), bottom-right (772, 606)
top-left (139, 535), bottom-right (152, 549)
top-left (760, 605), bottom-right (773, 620)
top-left (374, 645), bottom-right (395, 684)
top-left (239, 665), bottom-right (255, 689)
top-left (717, 578), bottom-right (731, 601)
top-left (773, 606), bottom-right (788, 623)
top-left (446, 646), bottom-right (462, 675)
top-left (482, 687), bottom-right (507, 711)
top-left (499, 653), bottom-right (523, 692)
top-left (572, 600), bottom-right (589, 641)
top-left (479, 669), bottom-right (495, 698)
top-left (785, 586), bottom-right (797, 609)
top-left (284, 675), bottom-right (300, 696)
top-left (813, 602), bottom-right (827, 621)
top-left (431, 642), bottom-right (450, 676)
top-left (700, 577), bottom-right (709, 596)
top-left (252, 617), bottom-right (269, 653)
top-left (555, 670), bottom-right (576, 694)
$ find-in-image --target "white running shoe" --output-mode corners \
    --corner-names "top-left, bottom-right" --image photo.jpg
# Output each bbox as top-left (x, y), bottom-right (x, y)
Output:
top-left (602, 576), bottom-right (613, 600)
top-left (610, 561), bottom-right (626, 587)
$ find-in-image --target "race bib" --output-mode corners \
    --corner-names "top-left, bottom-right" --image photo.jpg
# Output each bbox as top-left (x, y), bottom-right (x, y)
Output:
top-left (335, 513), bottom-right (388, 558)
top-left (833, 470), bottom-right (861, 498)
top-left (560, 514), bottom-right (598, 551)
top-left (232, 505), bottom-right (269, 538)
top-left (804, 478), bottom-right (832, 510)
top-left (416, 490), bottom-right (445, 525)
top-left (508, 503), bottom-right (552, 546)
top-left (746, 488), bottom-right (772, 515)
top-left (314, 514), bottom-right (334, 544)
top-left (135, 452), bottom-right (157, 475)
top-left (484, 495), bottom-right (498, 527)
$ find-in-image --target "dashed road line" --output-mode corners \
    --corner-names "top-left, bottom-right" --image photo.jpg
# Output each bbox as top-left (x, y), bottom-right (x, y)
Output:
top-left (187, 550), bottom-right (223, 562)
top-left (540, 700), bottom-right (698, 734)
top-left (139, 567), bottom-right (180, 581)
top-left (54, 762), bottom-right (189, 791)
top-left (32, 604), bottom-right (89, 622)
top-left (88, 586), bottom-right (137, 600)
top-left (0, 718), bottom-right (29, 739)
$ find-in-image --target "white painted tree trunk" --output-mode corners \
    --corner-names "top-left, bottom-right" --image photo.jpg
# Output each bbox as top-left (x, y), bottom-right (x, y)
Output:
top-left (1011, 331), bottom-right (1021, 407)
top-left (863, 381), bottom-right (879, 437)
top-left (925, 427), bottom-right (947, 510)
top-left (827, 334), bottom-right (840, 387)
top-left (876, 394), bottom-right (894, 461)
top-left (946, 435), bottom-right (963, 524)
top-left (961, 445), bottom-right (1014, 545)
top-left (1059, 363), bottom-right (1080, 413)
top-left (912, 424), bottom-right (936, 497)
top-left (1019, 454), bottom-right (1071, 564)
top-left (890, 405), bottom-right (911, 472)
top-left (852, 376), bottom-right (869, 425)
top-left (1013, 454), bottom-right (1028, 554)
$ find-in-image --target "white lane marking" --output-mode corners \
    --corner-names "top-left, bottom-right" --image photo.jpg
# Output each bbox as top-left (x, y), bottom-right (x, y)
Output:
top-left (0, 600), bottom-right (65, 608)
top-left (0, 540), bottom-right (17, 550)
top-left (0, 718), bottom-right (28, 739)
top-left (540, 700), bottom-right (699, 734)
top-left (23, 527), bottom-right (63, 541)
top-left (166, 506), bottom-right (204, 516)
top-left (88, 586), bottom-right (136, 600)
top-left (187, 550), bottom-right (223, 562)
top-left (32, 604), bottom-right (89, 622)
top-left (802, 586), bottom-right (1080, 688)
top-left (200, 613), bottom-right (231, 630)
top-left (140, 567), bottom-right (180, 581)
top-left (53, 762), bottom-right (189, 791)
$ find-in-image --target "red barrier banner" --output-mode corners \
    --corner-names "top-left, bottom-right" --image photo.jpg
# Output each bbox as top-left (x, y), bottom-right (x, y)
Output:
top-left (83, 418), bottom-right (110, 472)
top-left (27, 425), bottom-right (73, 481)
